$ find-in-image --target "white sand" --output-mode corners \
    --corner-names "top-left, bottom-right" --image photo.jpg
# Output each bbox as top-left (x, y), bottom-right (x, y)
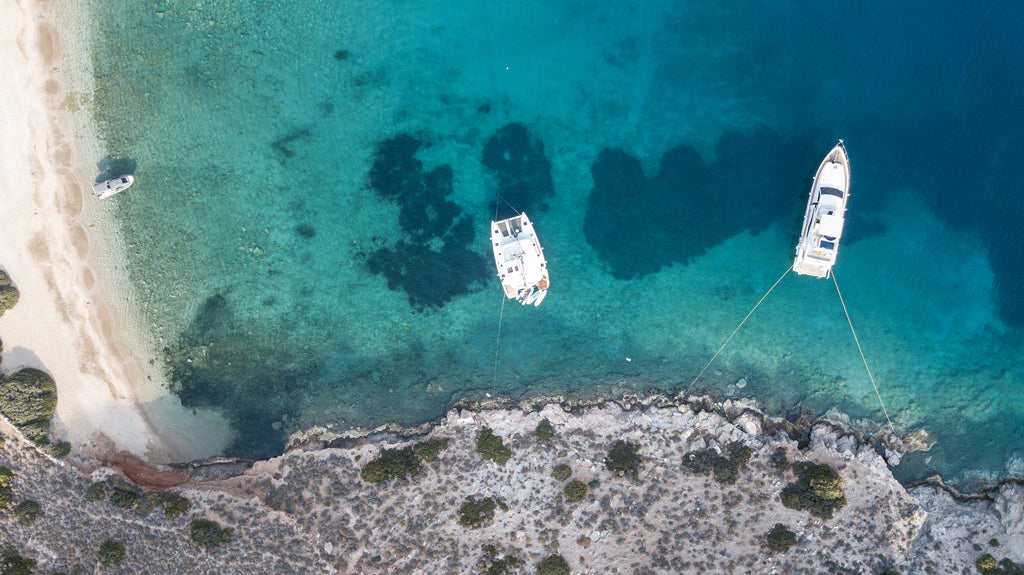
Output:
top-left (0, 0), bottom-right (230, 462)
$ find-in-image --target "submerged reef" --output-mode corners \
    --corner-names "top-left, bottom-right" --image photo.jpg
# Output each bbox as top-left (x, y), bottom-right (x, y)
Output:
top-left (365, 134), bottom-right (490, 310)
top-left (164, 293), bottom-right (322, 459)
top-left (584, 129), bottom-right (816, 278)
top-left (482, 122), bottom-right (555, 219)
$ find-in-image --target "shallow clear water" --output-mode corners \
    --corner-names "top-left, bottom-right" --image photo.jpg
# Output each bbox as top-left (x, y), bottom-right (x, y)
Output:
top-left (84, 0), bottom-right (1024, 488)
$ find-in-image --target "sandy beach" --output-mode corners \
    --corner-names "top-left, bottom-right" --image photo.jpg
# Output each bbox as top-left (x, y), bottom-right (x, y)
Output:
top-left (0, 0), bottom-right (230, 463)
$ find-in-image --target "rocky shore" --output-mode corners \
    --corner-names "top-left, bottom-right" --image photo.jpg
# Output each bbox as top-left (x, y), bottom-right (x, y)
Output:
top-left (2, 399), bottom-right (1023, 574)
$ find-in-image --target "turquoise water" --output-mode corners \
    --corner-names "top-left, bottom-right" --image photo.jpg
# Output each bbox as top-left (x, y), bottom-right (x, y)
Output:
top-left (85, 0), bottom-right (1024, 489)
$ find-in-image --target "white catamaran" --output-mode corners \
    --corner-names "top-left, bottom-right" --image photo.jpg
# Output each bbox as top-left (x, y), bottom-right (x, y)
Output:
top-left (793, 140), bottom-right (850, 278)
top-left (490, 213), bottom-right (549, 306)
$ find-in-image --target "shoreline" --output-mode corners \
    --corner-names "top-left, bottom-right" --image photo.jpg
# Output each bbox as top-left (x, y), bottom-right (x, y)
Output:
top-left (0, 0), bottom-right (230, 463)
top-left (5, 398), bottom-right (1024, 573)
top-left (0, 0), bottom-right (1015, 499)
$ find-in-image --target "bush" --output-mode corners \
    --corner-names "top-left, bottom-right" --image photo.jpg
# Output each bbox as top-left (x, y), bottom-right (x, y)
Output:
top-left (552, 463), bottom-right (572, 482)
top-left (535, 418), bottom-right (555, 441)
top-left (0, 467), bottom-right (12, 510)
top-left (189, 519), bottom-right (234, 547)
top-left (563, 480), bottom-right (588, 503)
top-left (85, 481), bottom-right (108, 502)
top-left (605, 440), bottom-right (641, 480)
top-left (0, 547), bottom-right (36, 575)
top-left (765, 523), bottom-right (797, 553)
top-left (476, 428), bottom-right (512, 466)
top-left (536, 553), bottom-right (570, 575)
top-left (360, 446), bottom-right (421, 484)
top-left (682, 441), bottom-right (752, 485)
top-left (479, 544), bottom-right (521, 575)
top-left (412, 438), bottom-right (449, 463)
top-left (976, 553), bottom-right (1024, 574)
top-left (770, 446), bottom-right (790, 472)
top-left (0, 367), bottom-right (57, 444)
top-left (780, 462), bottom-right (847, 519)
top-left (458, 496), bottom-right (507, 529)
top-left (12, 500), bottom-right (40, 524)
top-left (0, 270), bottom-right (19, 316)
top-left (97, 540), bottom-right (125, 567)
top-left (43, 441), bottom-right (71, 458)
top-left (108, 479), bottom-right (143, 509)
top-left (159, 492), bottom-right (191, 518)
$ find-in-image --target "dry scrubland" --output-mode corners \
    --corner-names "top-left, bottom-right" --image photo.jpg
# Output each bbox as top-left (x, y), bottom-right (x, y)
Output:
top-left (1, 401), bottom-right (1022, 574)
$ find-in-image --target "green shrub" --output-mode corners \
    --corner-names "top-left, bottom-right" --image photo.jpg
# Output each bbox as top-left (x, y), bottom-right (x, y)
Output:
top-left (976, 553), bottom-right (1024, 574)
top-left (978, 555), bottom-right (1000, 572)
top-left (135, 494), bottom-right (159, 516)
top-left (108, 479), bottom-right (143, 509)
top-left (563, 480), bottom-right (588, 503)
top-left (990, 538), bottom-right (1001, 547)
top-left (536, 553), bottom-right (570, 575)
top-left (97, 540), bottom-right (125, 567)
top-left (770, 446), bottom-right (790, 472)
top-left (681, 441), bottom-right (752, 485)
top-left (0, 547), bottom-right (37, 575)
top-left (479, 544), bottom-right (521, 575)
top-left (84, 481), bottom-right (108, 502)
top-left (780, 462), bottom-right (847, 519)
top-left (189, 519), bottom-right (233, 547)
top-left (552, 463), bottom-right (572, 482)
top-left (535, 418), bottom-right (555, 441)
top-left (158, 492), bottom-right (191, 518)
top-left (0, 467), bottom-right (12, 510)
top-left (360, 446), bottom-right (421, 484)
top-left (765, 523), bottom-right (797, 553)
top-left (605, 440), bottom-right (641, 480)
top-left (43, 441), bottom-right (71, 458)
top-left (476, 428), bottom-right (512, 466)
top-left (412, 438), bottom-right (449, 463)
top-left (458, 496), bottom-right (507, 529)
top-left (0, 367), bottom-right (57, 444)
top-left (12, 500), bottom-right (40, 524)
top-left (0, 270), bottom-right (19, 316)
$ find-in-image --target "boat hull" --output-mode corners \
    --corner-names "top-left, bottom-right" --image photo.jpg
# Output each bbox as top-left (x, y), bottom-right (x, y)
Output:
top-left (793, 141), bottom-right (850, 278)
top-left (490, 213), bottom-right (549, 306)
top-left (92, 174), bottom-right (135, 199)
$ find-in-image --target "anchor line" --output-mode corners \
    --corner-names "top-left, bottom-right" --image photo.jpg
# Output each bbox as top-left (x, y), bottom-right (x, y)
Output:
top-left (832, 271), bottom-right (897, 436)
top-left (691, 265), bottom-right (792, 385)
top-left (492, 289), bottom-right (507, 386)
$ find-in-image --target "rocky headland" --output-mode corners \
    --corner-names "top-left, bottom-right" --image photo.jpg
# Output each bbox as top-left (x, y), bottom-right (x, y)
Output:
top-left (2, 398), bottom-right (1023, 574)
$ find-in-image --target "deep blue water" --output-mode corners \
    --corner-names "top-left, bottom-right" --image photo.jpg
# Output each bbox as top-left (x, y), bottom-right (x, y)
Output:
top-left (84, 0), bottom-right (1023, 489)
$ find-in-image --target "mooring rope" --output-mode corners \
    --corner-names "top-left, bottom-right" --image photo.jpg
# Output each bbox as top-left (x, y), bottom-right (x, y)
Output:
top-left (832, 271), bottom-right (897, 435)
top-left (492, 285), bottom-right (507, 386)
top-left (691, 265), bottom-right (792, 385)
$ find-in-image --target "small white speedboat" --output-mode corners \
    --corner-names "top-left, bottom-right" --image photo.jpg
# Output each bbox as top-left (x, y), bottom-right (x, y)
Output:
top-left (490, 212), bottom-right (549, 306)
top-left (92, 174), bottom-right (134, 199)
top-left (793, 141), bottom-right (850, 279)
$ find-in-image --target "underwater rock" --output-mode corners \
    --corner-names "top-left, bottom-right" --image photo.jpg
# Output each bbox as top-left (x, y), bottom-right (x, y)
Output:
top-left (365, 134), bottom-right (490, 309)
top-left (584, 129), bottom-right (814, 278)
top-left (482, 122), bottom-right (555, 218)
